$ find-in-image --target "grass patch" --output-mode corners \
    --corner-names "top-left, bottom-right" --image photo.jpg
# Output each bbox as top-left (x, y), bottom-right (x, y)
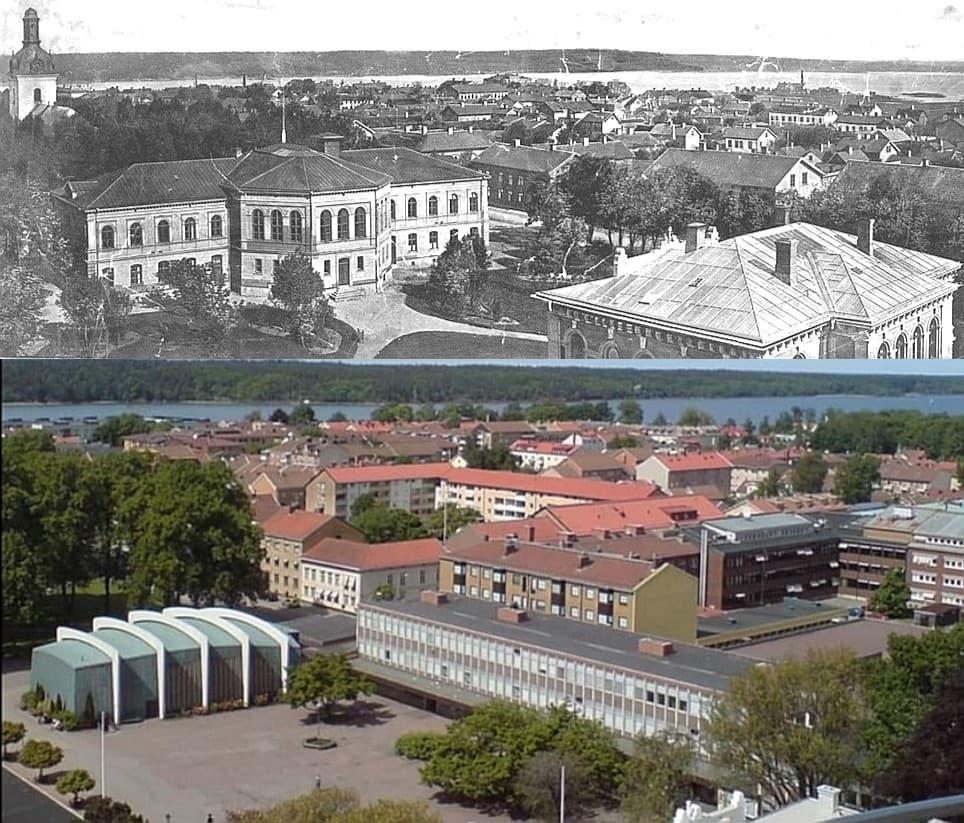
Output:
top-left (375, 332), bottom-right (547, 359)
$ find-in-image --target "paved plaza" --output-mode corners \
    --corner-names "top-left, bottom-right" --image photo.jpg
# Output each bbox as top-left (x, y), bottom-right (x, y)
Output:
top-left (2, 668), bottom-right (512, 823)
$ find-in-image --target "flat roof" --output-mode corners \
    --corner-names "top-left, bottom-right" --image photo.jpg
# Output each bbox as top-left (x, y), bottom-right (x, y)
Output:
top-left (34, 638), bottom-right (110, 669)
top-left (704, 513), bottom-right (817, 533)
top-left (134, 619), bottom-right (200, 653)
top-left (732, 618), bottom-right (926, 662)
top-left (92, 627), bottom-right (154, 660)
top-left (362, 596), bottom-right (753, 692)
top-left (699, 597), bottom-right (840, 635)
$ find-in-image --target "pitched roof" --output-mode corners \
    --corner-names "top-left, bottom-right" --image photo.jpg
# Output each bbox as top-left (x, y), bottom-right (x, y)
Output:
top-left (342, 147), bottom-right (484, 184)
top-left (533, 222), bottom-right (959, 348)
top-left (444, 468), bottom-right (659, 501)
top-left (415, 130), bottom-right (499, 152)
top-left (542, 495), bottom-right (721, 535)
top-left (321, 462), bottom-right (451, 483)
top-left (226, 145), bottom-right (391, 192)
top-left (471, 143), bottom-right (575, 174)
top-left (303, 537), bottom-right (443, 571)
top-left (721, 126), bottom-right (776, 140)
top-left (651, 452), bottom-right (733, 471)
top-left (261, 509), bottom-right (341, 542)
top-left (646, 148), bottom-right (817, 189)
top-left (833, 161), bottom-right (964, 208)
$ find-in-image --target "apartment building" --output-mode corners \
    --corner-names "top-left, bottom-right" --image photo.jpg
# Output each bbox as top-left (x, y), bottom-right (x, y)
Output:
top-left (300, 537), bottom-right (443, 612)
top-left (260, 509), bottom-right (366, 600)
top-left (636, 452), bottom-right (734, 496)
top-left (697, 513), bottom-right (839, 611)
top-left (509, 439), bottom-right (579, 471)
top-left (904, 503), bottom-right (964, 607)
top-left (438, 533), bottom-right (698, 642)
top-left (305, 463), bottom-right (448, 518)
top-left (355, 594), bottom-right (753, 742)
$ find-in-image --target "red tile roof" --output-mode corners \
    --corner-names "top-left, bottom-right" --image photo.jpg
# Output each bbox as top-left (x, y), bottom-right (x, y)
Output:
top-left (321, 462), bottom-right (451, 483)
top-left (444, 468), bottom-right (659, 501)
top-left (303, 537), bottom-right (443, 571)
top-left (261, 509), bottom-right (340, 542)
top-left (652, 452), bottom-right (733, 471)
top-left (542, 495), bottom-right (722, 535)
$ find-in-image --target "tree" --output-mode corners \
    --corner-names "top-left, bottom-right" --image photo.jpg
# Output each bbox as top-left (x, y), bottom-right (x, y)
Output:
top-left (83, 796), bottom-right (147, 823)
top-left (270, 252), bottom-right (332, 349)
top-left (423, 504), bottom-right (482, 540)
top-left (867, 567), bottom-right (911, 619)
top-left (462, 441), bottom-right (519, 471)
top-left (620, 732), bottom-right (694, 822)
top-left (150, 258), bottom-right (238, 351)
top-left (120, 459), bottom-right (266, 607)
top-left (755, 468), bottom-right (783, 498)
top-left (424, 236), bottom-right (489, 316)
top-left (57, 769), bottom-right (96, 806)
top-left (287, 652), bottom-right (374, 719)
top-left (1, 720), bottom-right (25, 758)
top-left (677, 407), bottom-right (715, 427)
top-left (542, 705), bottom-right (626, 800)
top-left (791, 453), bottom-right (828, 494)
top-left (833, 454), bottom-right (881, 504)
top-left (289, 403), bottom-right (317, 426)
top-left (515, 751), bottom-right (593, 823)
top-left (227, 788), bottom-right (441, 823)
top-left (18, 739), bottom-right (63, 782)
top-left (607, 435), bottom-right (639, 450)
top-left (0, 260), bottom-right (47, 356)
top-left (559, 155), bottom-right (616, 242)
top-left (651, 412), bottom-right (668, 427)
top-left (351, 503), bottom-right (429, 544)
top-left (269, 408), bottom-right (290, 424)
top-left (707, 650), bottom-right (865, 811)
top-left (58, 274), bottom-right (132, 357)
top-left (618, 399), bottom-right (643, 425)
top-left (91, 413), bottom-right (168, 447)
top-left (873, 667), bottom-right (964, 803)
top-left (523, 181), bottom-right (589, 278)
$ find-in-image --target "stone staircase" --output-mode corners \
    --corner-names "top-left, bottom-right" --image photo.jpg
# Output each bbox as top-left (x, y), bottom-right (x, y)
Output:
top-left (328, 286), bottom-right (367, 302)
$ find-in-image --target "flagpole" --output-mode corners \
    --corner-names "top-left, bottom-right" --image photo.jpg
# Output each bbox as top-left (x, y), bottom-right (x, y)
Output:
top-left (559, 764), bottom-right (565, 823)
top-left (100, 711), bottom-right (106, 797)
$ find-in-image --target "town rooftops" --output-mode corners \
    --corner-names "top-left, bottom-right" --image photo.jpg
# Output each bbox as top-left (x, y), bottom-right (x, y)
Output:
top-left (646, 148), bottom-right (819, 190)
top-left (721, 126), bottom-right (776, 140)
top-left (471, 142), bottom-right (575, 174)
top-left (321, 462), bottom-right (451, 483)
top-left (541, 495), bottom-right (721, 535)
top-left (651, 452), bottom-right (734, 471)
top-left (261, 509), bottom-right (341, 542)
top-left (361, 595), bottom-right (753, 692)
top-left (533, 221), bottom-right (959, 349)
top-left (415, 130), bottom-right (498, 153)
top-left (226, 144), bottom-right (392, 192)
top-left (302, 537), bottom-right (443, 571)
top-left (443, 468), bottom-right (659, 501)
top-left (833, 161), bottom-right (964, 208)
top-left (342, 146), bottom-right (485, 184)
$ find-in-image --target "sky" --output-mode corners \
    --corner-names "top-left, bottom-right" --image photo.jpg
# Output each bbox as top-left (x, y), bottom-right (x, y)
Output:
top-left (3, 0), bottom-right (963, 63)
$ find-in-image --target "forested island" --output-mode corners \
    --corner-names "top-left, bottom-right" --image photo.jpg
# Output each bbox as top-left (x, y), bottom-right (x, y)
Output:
top-left (3, 361), bottom-right (963, 405)
top-left (47, 50), bottom-right (964, 83)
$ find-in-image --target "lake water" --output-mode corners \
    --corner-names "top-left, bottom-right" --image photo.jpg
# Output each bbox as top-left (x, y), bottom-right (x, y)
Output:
top-left (12, 69), bottom-right (962, 100)
top-left (3, 394), bottom-right (962, 426)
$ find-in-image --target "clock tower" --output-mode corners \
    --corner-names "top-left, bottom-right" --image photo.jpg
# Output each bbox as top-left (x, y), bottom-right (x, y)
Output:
top-left (8, 8), bottom-right (59, 121)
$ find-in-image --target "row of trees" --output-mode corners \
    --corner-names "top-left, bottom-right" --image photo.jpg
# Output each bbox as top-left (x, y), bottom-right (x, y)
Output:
top-left (2, 431), bottom-right (265, 628)
top-left (810, 409), bottom-right (964, 462)
top-left (393, 625), bottom-right (964, 820)
top-left (3, 722), bottom-right (98, 807)
top-left (348, 495), bottom-right (481, 544)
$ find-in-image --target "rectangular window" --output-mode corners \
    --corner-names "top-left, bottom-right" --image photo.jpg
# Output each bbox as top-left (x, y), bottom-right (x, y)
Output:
top-left (211, 255), bottom-right (223, 275)
top-left (617, 616), bottom-right (628, 628)
top-left (273, 259), bottom-right (280, 274)
top-left (802, 172), bottom-right (809, 186)
top-left (569, 606), bottom-right (579, 618)
top-left (357, 255), bottom-right (364, 271)
top-left (790, 174), bottom-right (797, 188)
top-left (130, 264), bottom-right (143, 286)
top-left (102, 268), bottom-right (115, 283)
top-left (584, 609), bottom-right (595, 621)
top-left (254, 259), bottom-right (263, 274)
top-left (324, 260), bottom-right (331, 276)
top-left (571, 585), bottom-right (581, 597)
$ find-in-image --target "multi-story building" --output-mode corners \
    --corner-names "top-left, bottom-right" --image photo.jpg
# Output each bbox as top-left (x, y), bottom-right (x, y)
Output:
top-left (355, 594), bottom-right (753, 742)
top-left (300, 537), bottom-right (442, 612)
top-left (443, 83), bottom-right (510, 103)
top-left (720, 126), bottom-right (778, 154)
top-left (904, 503), bottom-right (964, 607)
top-left (696, 513), bottom-right (839, 611)
top-left (438, 532), bottom-right (699, 641)
top-left (509, 439), bottom-right (579, 472)
top-left (305, 463), bottom-right (448, 518)
top-left (470, 143), bottom-right (575, 211)
top-left (260, 509), bottom-right (366, 600)
top-left (53, 140), bottom-right (490, 297)
top-left (636, 453), bottom-right (733, 496)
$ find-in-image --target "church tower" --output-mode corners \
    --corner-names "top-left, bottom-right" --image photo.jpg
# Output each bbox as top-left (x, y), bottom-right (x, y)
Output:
top-left (8, 8), bottom-right (59, 120)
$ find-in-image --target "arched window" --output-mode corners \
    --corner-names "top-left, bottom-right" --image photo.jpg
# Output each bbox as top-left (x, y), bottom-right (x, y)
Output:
top-left (130, 264), bottom-right (142, 286)
top-left (33, 88), bottom-right (41, 103)
top-left (877, 341), bottom-right (890, 359)
top-left (184, 217), bottom-right (197, 241)
top-left (895, 333), bottom-right (908, 359)
top-left (429, 231), bottom-right (439, 249)
top-left (337, 209), bottom-right (350, 240)
top-left (252, 210), bottom-right (265, 240)
top-left (428, 196), bottom-right (438, 217)
top-left (567, 332), bottom-right (587, 359)
top-left (101, 225), bottom-right (115, 249)
top-left (912, 325), bottom-right (924, 359)
top-left (157, 220), bottom-right (171, 244)
top-left (289, 211), bottom-right (303, 244)
top-left (407, 233), bottom-right (418, 252)
top-left (354, 207), bottom-right (367, 238)
top-left (407, 197), bottom-right (418, 218)
top-left (320, 210), bottom-right (332, 242)
top-left (390, 200), bottom-right (397, 221)
top-left (928, 317), bottom-right (940, 358)
top-left (337, 257), bottom-right (350, 285)
top-left (270, 210), bottom-right (283, 242)
top-left (449, 194), bottom-right (459, 214)
top-left (210, 215), bottom-right (223, 238)
top-left (469, 192), bottom-right (479, 213)
top-left (129, 223), bottom-right (142, 247)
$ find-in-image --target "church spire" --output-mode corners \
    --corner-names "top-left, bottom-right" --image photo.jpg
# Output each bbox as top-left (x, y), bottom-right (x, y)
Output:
top-left (23, 8), bottom-right (40, 45)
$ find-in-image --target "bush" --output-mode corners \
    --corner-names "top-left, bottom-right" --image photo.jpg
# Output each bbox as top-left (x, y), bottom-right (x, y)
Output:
top-left (20, 689), bottom-right (39, 713)
top-left (395, 731), bottom-right (444, 761)
top-left (52, 710), bottom-right (81, 732)
top-left (83, 795), bottom-right (146, 822)
top-left (2, 720), bottom-right (26, 757)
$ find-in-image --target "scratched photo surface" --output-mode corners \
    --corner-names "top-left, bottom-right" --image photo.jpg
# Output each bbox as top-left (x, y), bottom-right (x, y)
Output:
top-left (2, 0), bottom-right (962, 360)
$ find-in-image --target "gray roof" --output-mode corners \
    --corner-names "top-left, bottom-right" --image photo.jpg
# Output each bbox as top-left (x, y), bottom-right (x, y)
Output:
top-left (646, 148), bottom-right (819, 189)
top-left (135, 619), bottom-right (201, 653)
top-left (33, 638), bottom-right (109, 669)
top-left (704, 512), bottom-right (817, 534)
top-left (221, 616), bottom-right (277, 650)
top-left (92, 627), bottom-right (154, 660)
top-left (833, 161), bottom-right (964, 208)
top-left (415, 130), bottom-right (498, 153)
top-left (471, 142), bottom-right (575, 174)
top-left (178, 616), bottom-right (239, 649)
top-left (342, 147), bottom-right (484, 184)
top-left (698, 597), bottom-right (840, 635)
top-left (363, 595), bottom-right (754, 692)
top-left (226, 145), bottom-right (390, 193)
top-left (534, 222), bottom-right (959, 348)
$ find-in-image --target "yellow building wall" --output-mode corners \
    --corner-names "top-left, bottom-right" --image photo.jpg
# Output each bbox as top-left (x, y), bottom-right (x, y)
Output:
top-left (631, 563), bottom-right (698, 643)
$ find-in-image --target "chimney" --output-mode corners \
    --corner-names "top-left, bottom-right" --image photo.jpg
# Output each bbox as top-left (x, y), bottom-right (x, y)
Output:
top-left (548, 140), bottom-right (554, 151)
top-left (848, 145), bottom-right (853, 155)
top-left (921, 157), bottom-right (929, 167)
top-left (774, 238), bottom-right (798, 286)
top-left (468, 124), bottom-right (474, 133)
top-left (578, 552), bottom-right (592, 568)
top-left (514, 138), bottom-right (521, 147)
top-left (817, 786), bottom-right (841, 817)
top-left (497, 606), bottom-right (528, 623)
top-left (684, 222), bottom-right (706, 253)
top-left (857, 218), bottom-right (875, 256)
top-left (772, 203), bottom-right (792, 226)
top-left (504, 533), bottom-right (519, 555)
top-left (420, 124), bottom-right (428, 135)
top-left (526, 524), bottom-right (537, 542)
top-left (583, 136), bottom-right (590, 146)
top-left (638, 637), bottom-right (674, 657)
top-left (234, 146), bottom-right (244, 158)
top-left (420, 591), bottom-right (448, 606)
top-left (447, 126), bottom-right (455, 135)
top-left (321, 135), bottom-right (342, 158)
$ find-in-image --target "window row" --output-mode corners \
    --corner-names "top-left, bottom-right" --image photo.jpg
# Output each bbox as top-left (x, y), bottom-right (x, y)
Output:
top-left (877, 320), bottom-right (942, 359)
top-left (402, 226), bottom-right (479, 252)
top-left (393, 192), bottom-right (479, 219)
top-left (100, 255), bottom-right (222, 285)
top-left (251, 208), bottom-right (368, 243)
top-left (100, 216), bottom-right (223, 249)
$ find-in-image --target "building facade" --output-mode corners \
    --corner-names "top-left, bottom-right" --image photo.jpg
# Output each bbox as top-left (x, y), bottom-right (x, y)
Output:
top-left (306, 463), bottom-right (447, 518)
top-left (7, 8), bottom-right (59, 121)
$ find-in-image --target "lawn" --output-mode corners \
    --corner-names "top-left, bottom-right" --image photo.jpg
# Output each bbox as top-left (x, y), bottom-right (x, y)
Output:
top-left (375, 332), bottom-right (548, 359)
